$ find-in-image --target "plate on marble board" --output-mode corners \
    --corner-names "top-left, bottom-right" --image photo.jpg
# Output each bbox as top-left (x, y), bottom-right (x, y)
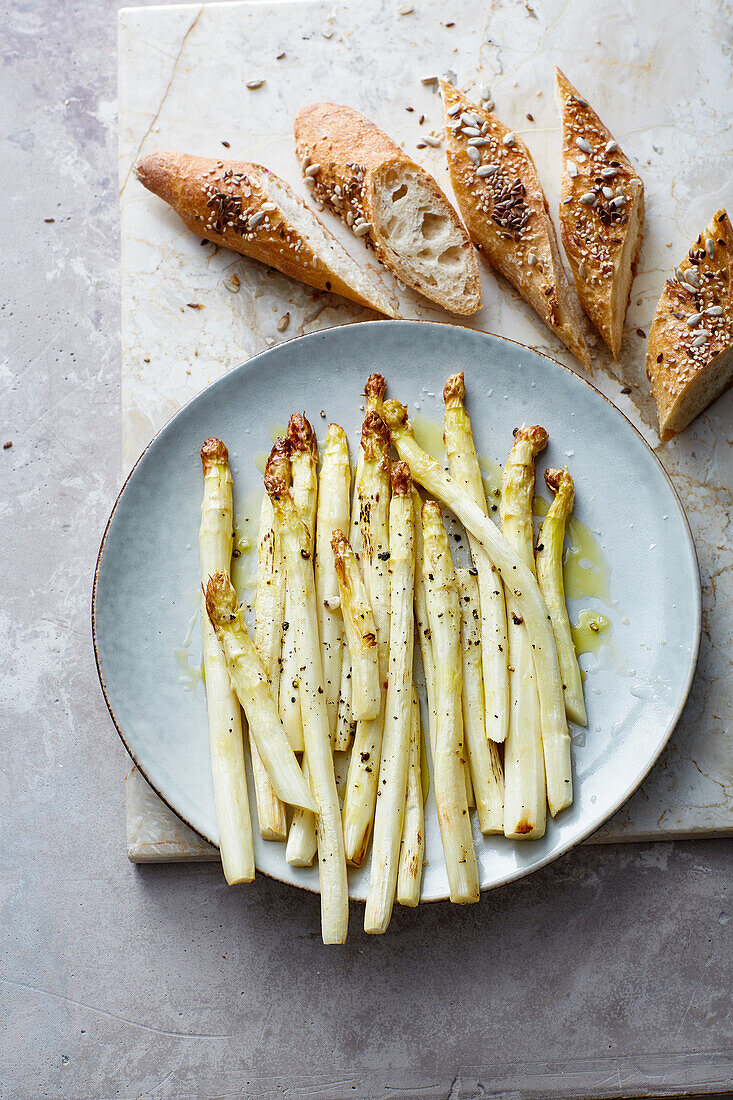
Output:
top-left (93, 321), bottom-right (701, 901)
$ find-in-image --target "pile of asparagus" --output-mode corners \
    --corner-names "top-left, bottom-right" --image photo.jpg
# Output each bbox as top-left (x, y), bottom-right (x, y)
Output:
top-left (200, 372), bottom-right (586, 943)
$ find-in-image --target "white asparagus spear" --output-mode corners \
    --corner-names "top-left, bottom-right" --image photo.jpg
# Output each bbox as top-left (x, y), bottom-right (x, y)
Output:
top-left (365, 464), bottom-right (416, 933)
top-left (501, 426), bottom-right (548, 839)
top-left (251, 493), bottom-right (288, 840)
top-left (315, 425), bottom-right (351, 739)
top-left (381, 399), bottom-right (573, 818)
top-left (199, 439), bottom-right (255, 884)
top-left (283, 415), bottom-right (321, 866)
top-left (422, 500), bottom-right (480, 904)
top-left (412, 487), bottom-right (474, 807)
top-left (266, 454), bottom-right (349, 945)
top-left (341, 410), bottom-right (391, 866)
top-left (332, 530), bottom-right (380, 721)
top-left (336, 374), bottom-right (386, 751)
top-left (537, 468), bottom-right (588, 727)
top-left (455, 568), bottom-right (504, 834)
top-left (411, 488), bottom-right (436, 754)
top-left (278, 414), bottom-right (318, 753)
top-left (443, 373), bottom-right (509, 744)
top-left (396, 688), bottom-right (425, 908)
top-left (205, 573), bottom-right (316, 814)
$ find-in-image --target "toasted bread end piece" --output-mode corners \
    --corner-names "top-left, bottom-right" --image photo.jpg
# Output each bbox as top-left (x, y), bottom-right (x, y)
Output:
top-left (647, 209), bottom-right (733, 440)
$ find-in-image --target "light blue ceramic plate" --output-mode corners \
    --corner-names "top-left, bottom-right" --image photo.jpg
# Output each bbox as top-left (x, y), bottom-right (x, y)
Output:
top-left (93, 321), bottom-right (700, 900)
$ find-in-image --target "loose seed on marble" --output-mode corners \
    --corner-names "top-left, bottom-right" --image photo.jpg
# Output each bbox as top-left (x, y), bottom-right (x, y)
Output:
top-left (246, 79), bottom-right (265, 89)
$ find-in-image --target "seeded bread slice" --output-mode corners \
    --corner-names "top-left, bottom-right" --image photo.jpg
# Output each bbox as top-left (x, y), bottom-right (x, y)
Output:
top-left (439, 83), bottom-right (589, 367)
top-left (134, 151), bottom-right (399, 317)
top-left (293, 103), bottom-right (481, 315)
top-left (647, 209), bottom-right (733, 441)
top-left (556, 69), bottom-right (644, 360)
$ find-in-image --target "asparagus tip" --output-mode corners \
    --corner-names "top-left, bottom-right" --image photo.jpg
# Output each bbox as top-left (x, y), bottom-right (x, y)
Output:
top-left (287, 412), bottom-right (316, 454)
top-left (204, 571), bottom-right (237, 628)
top-left (514, 424), bottom-right (549, 453)
top-left (361, 410), bottom-right (391, 457)
top-left (391, 460), bottom-right (413, 496)
top-left (264, 437), bottom-right (292, 494)
top-left (364, 373), bottom-right (387, 405)
top-left (201, 437), bottom-right (229, 471)
top-left (545, 466), bottom-right (574, 504)
top-left (379, 398), bottom-right (409, 434)
top-left (442, 372), bottom-right (465, 405)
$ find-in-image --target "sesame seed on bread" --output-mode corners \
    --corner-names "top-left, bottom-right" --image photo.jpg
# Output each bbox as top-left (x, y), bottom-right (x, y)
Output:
top-left (647, 209), bottom-right (733, 441)
top-left (556, 69), bottom-right (644, 360)
top-left (439, 81), bottom-right (590, 368)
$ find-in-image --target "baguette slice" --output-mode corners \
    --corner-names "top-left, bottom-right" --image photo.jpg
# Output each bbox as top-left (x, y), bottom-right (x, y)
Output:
top-left (293, 103), bottom-right (481, 315)
top-left (440, 82), bottom-right (589, 367)
top-left (134, 151), bottom-right (399, 317)
top-left (647, 209), bottom-right (733, 441)
top-left (556, 69), bottom-right (644, 359)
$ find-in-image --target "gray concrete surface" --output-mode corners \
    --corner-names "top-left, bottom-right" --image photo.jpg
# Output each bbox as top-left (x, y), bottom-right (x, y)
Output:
top-left (0, 1), bottom-right (731, 1097)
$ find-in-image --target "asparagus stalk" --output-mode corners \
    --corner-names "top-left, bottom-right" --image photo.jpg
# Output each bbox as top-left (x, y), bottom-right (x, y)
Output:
top-left (336, 374), bottom-right (386, 751)
top-left (501, 426), bottom-right (548, 839)
top-left (251, 493), bottom-right (288, 840)
top-left (266, 454), bottom-right (349, 945)
top-left (204, 572), bottom-right (316, 814)
top-left (332, 530), bottom-right (380, 721)
top-left (443, 373), bottom-right (509, 744)
top-left (278, 415), bottom-right (318, 753)
top-left (412, 487), bottom-right (474, 807)
top-left (364, 464), bottom-right (416, 933)
top-left (455, 568), bottom-right (504, 834)
top-left (537, 468), bottom-right (588, 727)
top-left (396, 688), bottom-right (425, 908)
top-left (315, 425), bottom-right (351, 739)
top-left (341, 411), bottom-right (391, 866)
top-left (381, 399), bottom-right (572, 817)
top-left (412, 488), bottom-right (436, 755)
top-left (283, 415), bottom-right (322, 865)
top-left (199, 439), bottom-right (255, 884)
top-left (422, 500), bottom-right (479, 904)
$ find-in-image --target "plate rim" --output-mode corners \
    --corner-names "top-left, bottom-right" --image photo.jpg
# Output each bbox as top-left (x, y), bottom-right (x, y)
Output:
top-left (92, 319), bottom-right (702, 899)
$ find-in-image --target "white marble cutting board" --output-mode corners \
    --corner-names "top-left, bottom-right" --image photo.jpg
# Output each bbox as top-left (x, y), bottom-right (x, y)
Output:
top-left (118, 0), bottom-right (732, 860)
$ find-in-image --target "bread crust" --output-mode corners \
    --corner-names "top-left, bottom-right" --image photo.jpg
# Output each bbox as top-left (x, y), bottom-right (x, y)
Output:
top-left (293, 102), bottom-right (481, 315)
top-left (556, 69), bottom-right (644, 359)
top-left (439, 82), bottom-right (589, 367)
top-left (134, 150), bottom-right (398, 316)
top-left (646, 209), bottom-right (733, 441)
